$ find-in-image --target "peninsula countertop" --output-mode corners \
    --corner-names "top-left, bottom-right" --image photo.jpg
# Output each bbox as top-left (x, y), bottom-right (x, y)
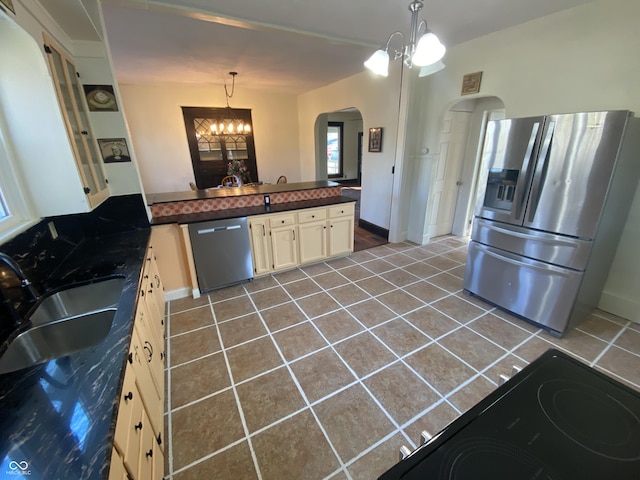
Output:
top-left (146, 180), bottom-right (342, 205)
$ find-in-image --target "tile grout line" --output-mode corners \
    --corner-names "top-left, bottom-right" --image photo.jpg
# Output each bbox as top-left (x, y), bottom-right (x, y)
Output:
top-left (273, 274), bottom-right (425, 457)
top-left (209, 296), bottom-right (264, 480)
top-left (241, 281), bottom-right (356, 480)
top-left (590, 321), bottom-right (631, 367)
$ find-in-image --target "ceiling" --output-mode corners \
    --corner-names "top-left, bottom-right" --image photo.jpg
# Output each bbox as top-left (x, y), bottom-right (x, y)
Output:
top-left (42, 0), bottom-right (595, 94)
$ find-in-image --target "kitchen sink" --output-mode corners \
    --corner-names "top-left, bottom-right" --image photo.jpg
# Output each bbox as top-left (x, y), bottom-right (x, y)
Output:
top-left (0, 276), bottom-right (125, 375)
top-left (29, 276), bottom-right (124, 326)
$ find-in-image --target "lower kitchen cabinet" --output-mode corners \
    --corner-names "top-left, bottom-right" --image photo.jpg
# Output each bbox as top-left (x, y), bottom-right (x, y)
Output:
top-left (248, 217), bottom-right (272, 276)
top-left (111, 244), bottom-right (166, 480)
top-left (328, 204), bottom-right (355, 256)
top-left (108, 448), bottom-right (129, 480)
top-left (298, 207), bottom-right (328, 264)
top-left (248, 203), bottom-right (355, 277)
top-left (270, 220), bottom-right (299, 271)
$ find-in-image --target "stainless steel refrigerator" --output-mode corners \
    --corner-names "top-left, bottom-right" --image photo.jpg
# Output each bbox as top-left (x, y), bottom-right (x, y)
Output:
top-left (463, 111), bottom-right (640, 336)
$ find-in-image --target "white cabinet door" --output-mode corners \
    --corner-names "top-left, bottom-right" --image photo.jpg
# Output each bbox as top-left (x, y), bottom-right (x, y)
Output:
top-left (328, 204), bottom-right (355, 256)
top-left (298, 220), bottom-right (327, 264)
top-left (248, 216), bottom-right (272, 275)
top-left (270, 225), bottom-right (299, 271)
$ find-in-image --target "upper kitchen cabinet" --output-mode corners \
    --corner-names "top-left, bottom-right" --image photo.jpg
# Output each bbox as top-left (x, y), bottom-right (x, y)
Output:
top-left (43, 34), bottom-right (109, 210)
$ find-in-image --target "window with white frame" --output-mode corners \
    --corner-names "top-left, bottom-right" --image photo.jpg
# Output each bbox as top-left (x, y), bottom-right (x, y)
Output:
top-left (0, 118), bottom-right (34, 241)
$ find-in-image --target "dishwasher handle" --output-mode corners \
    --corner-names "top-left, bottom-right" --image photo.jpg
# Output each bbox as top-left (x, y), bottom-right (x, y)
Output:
top-left (197, 224), bottom-right (242, 235)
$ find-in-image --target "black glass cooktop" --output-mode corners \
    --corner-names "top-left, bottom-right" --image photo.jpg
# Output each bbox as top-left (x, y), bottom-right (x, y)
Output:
top-left (379, 349), bottom-right (640, 480)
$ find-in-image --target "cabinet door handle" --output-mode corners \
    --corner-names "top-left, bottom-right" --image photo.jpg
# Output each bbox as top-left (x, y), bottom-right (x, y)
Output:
top-left (134, 421), bottom-right (143, 431)
top-left (128, 352), bottom-right (133, 364)
top-left (262, 224), bottom-right (266, 236)
top-left (156, 433), bottom-right (162, 445)
top-left (144, 341), bottom-right (153, 362)
top-left (145, 449), bottom-right (153, 458)
top-left (292, 229), bottom-right (296, 241)
top-left (124, 391), bottom-right (133, 401)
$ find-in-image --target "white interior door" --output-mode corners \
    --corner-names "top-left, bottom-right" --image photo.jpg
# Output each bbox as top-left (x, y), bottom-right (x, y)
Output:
top-left (429, 111), bottom-right (471, 237)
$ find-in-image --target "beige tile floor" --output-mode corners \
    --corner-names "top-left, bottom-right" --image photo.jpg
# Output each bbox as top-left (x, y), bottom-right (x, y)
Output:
top-left (162, 235), bottom-right (640, 480)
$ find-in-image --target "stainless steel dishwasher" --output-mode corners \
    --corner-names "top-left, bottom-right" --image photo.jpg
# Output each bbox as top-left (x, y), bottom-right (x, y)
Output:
top-left (188, 217), bottom-right (254, 292)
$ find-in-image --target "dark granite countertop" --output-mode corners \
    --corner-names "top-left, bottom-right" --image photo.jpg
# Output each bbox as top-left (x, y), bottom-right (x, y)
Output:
top-left (146, 180), bottom-right (341, 204)
top-left (0, 229), bottom-right (150, 479)
top-left (151, 195), bottom-right (356, 226)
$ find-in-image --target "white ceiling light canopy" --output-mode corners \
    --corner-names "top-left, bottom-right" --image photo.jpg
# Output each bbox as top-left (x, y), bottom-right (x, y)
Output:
top-left (364, 0), bottom-right (445, 76)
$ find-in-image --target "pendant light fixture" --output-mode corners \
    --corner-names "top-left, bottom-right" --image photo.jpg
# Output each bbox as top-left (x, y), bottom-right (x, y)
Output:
top-left (364, 0), bottom-right (445, 77)
top-left (203, 71), bottom-right (252, 136)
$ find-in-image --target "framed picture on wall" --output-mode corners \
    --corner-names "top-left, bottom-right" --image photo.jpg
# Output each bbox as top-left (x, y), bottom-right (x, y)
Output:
top-left (97, 138), bottom-right (131, 163)
top-left (0, 0), bottom-right (15, 14)
top-left (368, 127), bottom-right (383, 152)
top-left (83, 84), bottom-right (119, 112)
top-left (461, 71), bottom-right (483, 96)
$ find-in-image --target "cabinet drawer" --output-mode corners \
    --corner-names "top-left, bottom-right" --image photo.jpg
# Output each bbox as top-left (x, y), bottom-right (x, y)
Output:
top-left (298, 208), bottom-right (327, 223)
top-left (113, 365), bottom-right (138, 455)
top-left (122, 385), bottom-right (144, 478)
top-left (329, 203), bottom-right (354, 218)
top-left (269, 214), bottom-right (296, 227)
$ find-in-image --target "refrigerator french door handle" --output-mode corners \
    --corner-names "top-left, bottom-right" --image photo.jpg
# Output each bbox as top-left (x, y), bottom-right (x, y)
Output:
top-left (514, 122), bottom-right (541, 220)
top-left (526, 121), bottom-right (556, 223)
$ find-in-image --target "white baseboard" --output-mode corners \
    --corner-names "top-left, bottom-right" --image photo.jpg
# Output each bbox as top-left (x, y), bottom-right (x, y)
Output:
top-left (164, 287), bottom-right (194, 302)
top-left (598, 291), bottom-right (639, 323)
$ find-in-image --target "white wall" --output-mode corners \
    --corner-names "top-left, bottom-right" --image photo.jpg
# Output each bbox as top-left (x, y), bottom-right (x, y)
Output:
top-left (298, 67), bottom-right (404, 232)
top-left (408, 0), bottom-right (640, 319)
top-left (74, 43), bottom-right (142, 196)
top-left (118, 84), bottom-right (300, 194)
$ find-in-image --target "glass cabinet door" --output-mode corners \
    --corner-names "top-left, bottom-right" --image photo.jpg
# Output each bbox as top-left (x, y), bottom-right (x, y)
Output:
top-left (44, 35), bottom-right (109, 208)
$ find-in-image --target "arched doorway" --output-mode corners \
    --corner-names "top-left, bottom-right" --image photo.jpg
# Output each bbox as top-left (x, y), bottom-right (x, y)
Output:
top-left (314, 108), bottom-right (364, 226)
top-left (426, 96), bottom-right (505, 239)
top-left (314, 108), bottom-right (363, 184)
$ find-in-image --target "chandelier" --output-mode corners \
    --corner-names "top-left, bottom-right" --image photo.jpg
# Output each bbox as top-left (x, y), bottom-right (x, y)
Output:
top-left (202, 71), bottom-right (252, 136)
top-left (364, 0), bottom-right (445, 77)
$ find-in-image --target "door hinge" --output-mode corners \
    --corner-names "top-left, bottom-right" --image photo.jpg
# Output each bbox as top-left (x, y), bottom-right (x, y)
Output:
top-left (43, 44), bottom-right (52, 54)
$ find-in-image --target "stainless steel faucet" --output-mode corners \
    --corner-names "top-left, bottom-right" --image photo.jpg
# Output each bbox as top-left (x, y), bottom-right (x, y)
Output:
top-left (0, 252), bottom-right (39, 302)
